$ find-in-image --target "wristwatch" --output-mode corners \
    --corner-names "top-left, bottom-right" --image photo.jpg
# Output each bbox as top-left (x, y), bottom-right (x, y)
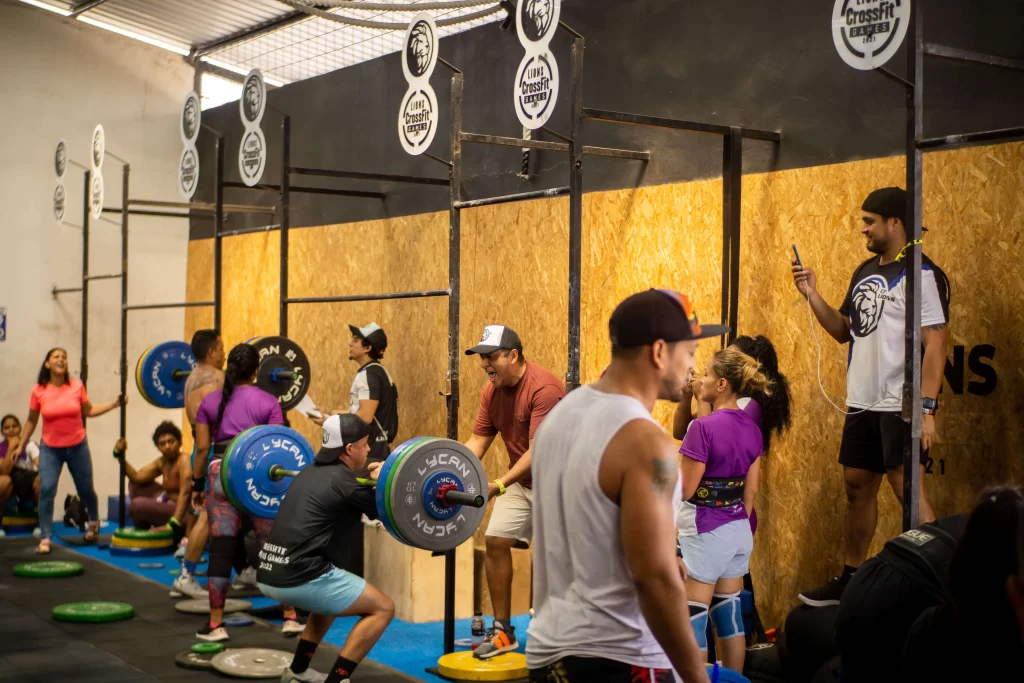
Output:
top-left (922, 398), bottom-right (938, 416)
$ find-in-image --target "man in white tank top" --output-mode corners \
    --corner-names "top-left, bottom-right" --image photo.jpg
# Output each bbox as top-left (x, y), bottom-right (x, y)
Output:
top-left (527, 289), bottom-right (728, 683)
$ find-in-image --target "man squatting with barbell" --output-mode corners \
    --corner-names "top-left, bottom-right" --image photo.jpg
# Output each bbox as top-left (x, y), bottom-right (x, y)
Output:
top-left (257, 413), bottom-right (394, 683)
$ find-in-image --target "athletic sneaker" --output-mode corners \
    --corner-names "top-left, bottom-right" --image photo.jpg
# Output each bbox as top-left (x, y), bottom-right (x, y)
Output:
top-left (280, 668), bottom-right (327, 683)
top-left (472, 621), bottom-right (518, 659)
top-left (174, 541), bottom-right (187, 560)
top-left (282, 619), bottom-right (304, 636)
top-left (172, 571), bottom-right (207, 600)
top-left (233, 566), bottom-right (258, 589)
top-left (798, 574), bottom-right (851, 607)
top-left (196, 621), bottom-right (229, 642)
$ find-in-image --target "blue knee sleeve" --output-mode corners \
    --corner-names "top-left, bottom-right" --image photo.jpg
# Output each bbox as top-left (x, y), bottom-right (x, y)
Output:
top-left (688, 602), bottom-right (709, 651)
top-left (710, 591), bottom-right (744, 640)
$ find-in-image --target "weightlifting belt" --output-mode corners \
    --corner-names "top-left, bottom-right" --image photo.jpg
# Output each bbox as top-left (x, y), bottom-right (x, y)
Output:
top-left (688, 477), bottom-right (745, 508)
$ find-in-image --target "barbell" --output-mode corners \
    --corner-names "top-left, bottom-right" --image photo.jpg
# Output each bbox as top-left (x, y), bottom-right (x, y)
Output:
top-left (219, 425), bottom-right (487, 552)
top-left (134, 336), bottom-right (311, 412)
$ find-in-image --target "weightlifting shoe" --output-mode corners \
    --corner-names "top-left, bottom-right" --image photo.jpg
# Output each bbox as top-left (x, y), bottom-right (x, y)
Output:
top-left (173, 570), bottom-right (207, 600)
top-left (472, 621), bottom-right (518, 659)
top-left (233, 566), bottom-right (258, 589)
top-left (196, 621), bottom-right (229, 642)
top-left (280, 667), bottom-right (327, 682)
top-left (798, 573), bottom-right (851, 607)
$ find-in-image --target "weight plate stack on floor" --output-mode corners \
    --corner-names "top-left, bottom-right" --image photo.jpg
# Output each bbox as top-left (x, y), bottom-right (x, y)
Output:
top-left (52, 601), bottom-right (133, 623)
top-left (175, 650), bottom-right (217, 670)
top-left (111, 535), bottom-right (173, 549)
top-left (224, 614), bottom-right (255, 627)
top-left (13, 560), bottom-right (84, 578)
top-left (113, 526), bottom-right (173, 540)
top-left (192, 642), bottom-right (226, 654)
top-left (174, 598), bottom-right (251, 614)
top-left (437, 651), bottom-right (528, 681)
top-left (110, 545), bottom-right (174, 557)
top-left (2, 510), bottom-right (40, 529)
top-left (211, 647), bottom-right (293, 679)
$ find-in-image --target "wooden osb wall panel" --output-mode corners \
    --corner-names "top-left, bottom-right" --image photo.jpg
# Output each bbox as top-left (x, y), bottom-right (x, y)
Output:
top-left (182, 238), bottom-right (216, 452)
top-left (286, 212), bottom-right (449, 452)
top-left (581, 181), bottom-right (725, 429)
top-left (458, 198), bottom-right (569, 547)
top-left (738, 142), bottom-right (1024, 628)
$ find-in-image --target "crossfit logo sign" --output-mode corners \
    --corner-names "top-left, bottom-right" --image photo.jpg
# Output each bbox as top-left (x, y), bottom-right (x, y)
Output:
top-left (832, 0), bottom-right (910, 71)
top-left (238, 69), bottom-right (267, 186)
top-left (54, 184), bottom-right (66, 222)
top-left (179, 91), bottom-right (201, 200)
top-left (55, 140), bottom-right (68, 179)
top-left (91, 124), bottom-right (105, 170)
top-left (398, 13), bottom-right (439, 156)
top-left (514, 0), bottom-right (560, 129)
top-left (90, 172), bottom-right (104, 221)
top-left (54, 139), bottom-right (67, 224)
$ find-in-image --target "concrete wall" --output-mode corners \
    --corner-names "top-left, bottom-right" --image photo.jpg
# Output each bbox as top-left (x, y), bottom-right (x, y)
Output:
top-left (0, 3), bottom-right (194, 524)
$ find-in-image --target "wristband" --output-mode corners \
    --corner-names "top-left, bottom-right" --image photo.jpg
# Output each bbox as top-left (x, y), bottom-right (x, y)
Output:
top-left (192, 476), bottom-right (206, 493)
top-left (493, 479), bottom-right (506, 496)
top-left (112, 448), bottom-right (125, 460)
top-left (168, 516), bottom-right (181, 528)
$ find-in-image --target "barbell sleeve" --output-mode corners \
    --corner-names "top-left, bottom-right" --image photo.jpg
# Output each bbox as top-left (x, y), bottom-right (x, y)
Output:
top-left (442, 490), bottom-right (485, 508)
top-left (268, 466), bottom-right (301, 480)
top-left (170, 369), bottom-right (192, 380)
top-left (270, 368), bottom-right (299, 382)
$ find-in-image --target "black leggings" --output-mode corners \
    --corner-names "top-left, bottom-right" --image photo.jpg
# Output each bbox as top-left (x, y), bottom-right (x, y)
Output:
top-left (529, 657), bottom-right (674, 683)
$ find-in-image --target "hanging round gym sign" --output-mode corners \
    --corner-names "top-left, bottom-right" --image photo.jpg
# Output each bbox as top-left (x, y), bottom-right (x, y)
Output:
top-left (397, 13), bottom-right (440, 156)
top-left (91, 124), bottom-right (105, 171)
top-left (514, 0), bottom-right (561, 130)
top-left (238, 70), bottom-right (267, 186)
top-left (90, 170), bottom-right (104, 220)
top-left (54, 139), bottom-right (67, 224)
top-left (179, 91), bottom-right (201, 200)
top-left (831, 0), bottom-right (910, 71)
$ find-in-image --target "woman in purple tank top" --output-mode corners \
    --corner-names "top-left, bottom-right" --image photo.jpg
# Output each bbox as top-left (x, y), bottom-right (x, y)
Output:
top-left (677, 348), bottom-right (772, 674)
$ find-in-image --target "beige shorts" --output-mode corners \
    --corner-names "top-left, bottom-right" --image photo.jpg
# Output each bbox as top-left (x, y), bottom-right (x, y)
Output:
top-left (484, 482), bottom-right (533, 541)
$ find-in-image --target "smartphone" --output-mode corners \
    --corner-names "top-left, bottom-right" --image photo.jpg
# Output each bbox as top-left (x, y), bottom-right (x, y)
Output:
top-left (791, 244), bottom-right (802, 267)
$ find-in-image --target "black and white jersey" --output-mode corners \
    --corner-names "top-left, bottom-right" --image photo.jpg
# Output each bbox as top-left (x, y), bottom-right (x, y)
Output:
top-left (839, 255), bottom-right (949, 411)
top-left (348, 362), bottom-right (398, 462)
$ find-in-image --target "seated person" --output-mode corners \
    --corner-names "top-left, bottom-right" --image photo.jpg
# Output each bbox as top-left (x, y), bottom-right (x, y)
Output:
top-left (900, 486), bottom-right (1024, 680)
top-left (257, 414), bottom-right (394, 683)
top-left (113, 421), bottom-right (184, 530)
top-left (0, 413), bottom-right (40, 512)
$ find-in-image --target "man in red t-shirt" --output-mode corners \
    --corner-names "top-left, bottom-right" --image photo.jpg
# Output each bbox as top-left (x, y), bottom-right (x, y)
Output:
top-left (464, 325), bottom-right (566, 659)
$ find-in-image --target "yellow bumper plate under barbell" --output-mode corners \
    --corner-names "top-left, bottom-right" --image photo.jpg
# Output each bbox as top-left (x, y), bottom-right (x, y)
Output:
top-left (436, 651), bottom-right (528, 682)
top-left (111, 535), bottom-right (174, 549)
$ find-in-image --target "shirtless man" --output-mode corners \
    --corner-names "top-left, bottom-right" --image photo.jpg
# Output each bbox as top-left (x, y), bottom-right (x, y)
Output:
top-left (171, 329), bottom-right (225, 598)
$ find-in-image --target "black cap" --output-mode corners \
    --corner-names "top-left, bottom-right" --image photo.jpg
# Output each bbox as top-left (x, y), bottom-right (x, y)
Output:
top-left (609, 289), bottom-right (729, 348)
top-left (465, 325), bottom-right (523, 356)
top-left (349, 322), bottom-right (388, 354)
top-left (315, 413), bottom-right (370, 464)
top-left (862, 187), bottom-right (927, 232)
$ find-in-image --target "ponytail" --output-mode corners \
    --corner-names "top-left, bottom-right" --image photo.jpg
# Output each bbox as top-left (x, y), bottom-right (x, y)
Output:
top-left (711, 348), bottom-right (773, 399)
top-left (214, 344), bottom-right (261, 434)
top-left (732, 335), bottom-right (791, 453)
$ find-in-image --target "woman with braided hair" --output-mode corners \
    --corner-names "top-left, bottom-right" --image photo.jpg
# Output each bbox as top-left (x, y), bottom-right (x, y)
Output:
top-left (677, 348), bottom-right (771, 674)
top-left (191, 343), bottom-right (300, 641)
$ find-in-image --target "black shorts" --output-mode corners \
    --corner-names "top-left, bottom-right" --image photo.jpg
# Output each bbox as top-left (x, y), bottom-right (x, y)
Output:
top-left (10, 469), bottom-right (38, 500)
top-left (529, 657), bottom-right (674, 683)
top-left (838, 410), bottom-right (928, 474)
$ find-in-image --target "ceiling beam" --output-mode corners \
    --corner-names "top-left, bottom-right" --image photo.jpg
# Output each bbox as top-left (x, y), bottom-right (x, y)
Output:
top-left (189, 10), bottom-right (308, 61)
top-left (69, 0), bottom-right (112, 19)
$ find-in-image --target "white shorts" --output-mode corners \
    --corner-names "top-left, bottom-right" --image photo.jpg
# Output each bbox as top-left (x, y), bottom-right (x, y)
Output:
top-left (678, 519), bottom-right (753, 585)
top-left (484, 482), bottom-right (533, 542)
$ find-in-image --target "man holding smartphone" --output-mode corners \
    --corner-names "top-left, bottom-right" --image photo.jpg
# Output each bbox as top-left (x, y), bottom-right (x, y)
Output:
top-left (792, 187), bottom-right (950, 607)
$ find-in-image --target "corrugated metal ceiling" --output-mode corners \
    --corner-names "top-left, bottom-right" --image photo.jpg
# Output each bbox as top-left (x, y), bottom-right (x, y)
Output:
top-left (29, 1), bottom-right (505, 84)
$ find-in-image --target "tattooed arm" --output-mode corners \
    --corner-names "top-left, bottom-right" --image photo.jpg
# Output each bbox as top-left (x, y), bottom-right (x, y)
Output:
top-left (599, 419), bottom-right (710, 683)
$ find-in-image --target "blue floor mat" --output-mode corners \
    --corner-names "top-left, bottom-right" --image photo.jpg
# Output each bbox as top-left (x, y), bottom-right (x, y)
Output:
top-left (47, 521), bottom-right (531, 682)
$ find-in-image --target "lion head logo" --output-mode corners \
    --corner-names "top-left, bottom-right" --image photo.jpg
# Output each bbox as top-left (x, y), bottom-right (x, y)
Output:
top-left (520, 0), bottom-right (554, 42)
top-left (182, 98), bottom-right (199, 140)
top-left (406, 20), bottom-right (433, 78)
top-left (851, 275), bottom-right (889, 337)
top-left (243, 76), bottom-right (262, 123)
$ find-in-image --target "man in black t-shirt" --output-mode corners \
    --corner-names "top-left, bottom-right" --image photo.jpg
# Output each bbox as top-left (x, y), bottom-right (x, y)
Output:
top-left (256, 414), bottom-right (394, 683)
top-left (793, 187), bottom-right (950, 607)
